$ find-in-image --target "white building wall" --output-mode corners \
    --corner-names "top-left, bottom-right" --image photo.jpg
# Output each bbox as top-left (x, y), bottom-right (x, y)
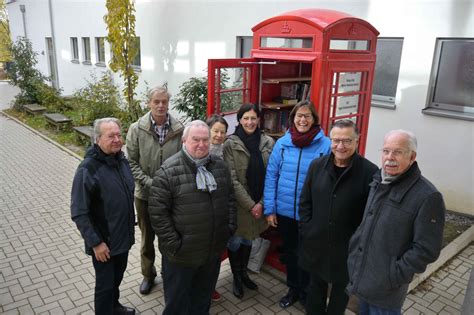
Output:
top-left (6, 0), bottom-right (474, 215)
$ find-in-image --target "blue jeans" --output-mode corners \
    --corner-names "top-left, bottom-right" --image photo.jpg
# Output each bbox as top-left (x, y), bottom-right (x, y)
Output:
top-left (359, 299), bottom-right (401, 315)
top-left (227, 235), bottom-right (252, 252)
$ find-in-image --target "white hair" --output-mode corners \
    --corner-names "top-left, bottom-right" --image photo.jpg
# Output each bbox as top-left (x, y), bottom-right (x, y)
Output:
top-left (384, 129), bottom-right (417, 152)
top-left (93, 117), bottom-right (121, 142)
top-left (182, 120), bottom-right (210, 140)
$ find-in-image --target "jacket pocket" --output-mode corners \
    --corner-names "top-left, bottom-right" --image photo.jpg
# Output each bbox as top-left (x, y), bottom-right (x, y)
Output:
top-left (389, 256), bottom-right (401, 289)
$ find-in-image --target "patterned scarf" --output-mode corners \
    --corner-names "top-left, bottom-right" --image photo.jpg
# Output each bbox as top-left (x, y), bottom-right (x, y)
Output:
top-left (183, 146), bottom-right (217, 192)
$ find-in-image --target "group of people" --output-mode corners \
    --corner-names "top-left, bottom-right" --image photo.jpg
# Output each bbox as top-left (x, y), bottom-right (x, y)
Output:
top-left (71, 85), bottom-right (446, 315)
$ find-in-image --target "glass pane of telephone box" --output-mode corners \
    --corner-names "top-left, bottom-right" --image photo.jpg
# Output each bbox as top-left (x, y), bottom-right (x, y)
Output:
top-left (260, 37), bottom-right (313, 49)
top-left (330, 39), bottom-right (369, 51)
top-left (215, 67), bottom-right (251, 113)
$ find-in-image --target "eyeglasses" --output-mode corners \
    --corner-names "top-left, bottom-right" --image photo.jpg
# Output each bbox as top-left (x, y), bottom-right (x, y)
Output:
top-left (331, 138), bottom-right (354, 146)
top-left (295, 113), bottom-right (313, 120)
top-left (381, 149), bottom-right (409, 157)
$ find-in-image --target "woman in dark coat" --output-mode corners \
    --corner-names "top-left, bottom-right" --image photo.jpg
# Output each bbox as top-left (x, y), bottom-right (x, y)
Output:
top-left (223, 103), bottom-right (274, 299)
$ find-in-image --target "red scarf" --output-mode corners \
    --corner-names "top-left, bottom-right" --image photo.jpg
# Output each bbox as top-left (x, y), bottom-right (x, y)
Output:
top-left (289, 125), bottom-right (321, 148)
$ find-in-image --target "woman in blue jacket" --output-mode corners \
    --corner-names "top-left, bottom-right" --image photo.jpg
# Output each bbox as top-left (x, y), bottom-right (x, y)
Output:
top-left (264, 101), bottom-right (331, 309)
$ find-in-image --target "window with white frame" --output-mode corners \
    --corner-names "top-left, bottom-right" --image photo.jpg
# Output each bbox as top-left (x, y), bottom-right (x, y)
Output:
top-left (82, 37), bottom-right (91, 64)
top-left (95, 37), bottom-right (106, 65)
top-left (424, 38), bottom-right (474, 121)
top-left (372, 37), bottom-right (404, 108)
top-left (70, 37), bottom-right (79, 61)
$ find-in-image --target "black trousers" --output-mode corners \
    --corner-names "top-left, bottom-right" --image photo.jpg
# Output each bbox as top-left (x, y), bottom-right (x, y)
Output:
top-left (305, 272), bottom-right (349, 315)
top-left (162, 254), bottom-right (221, 315)
top-left (277, 214), bottom-right (309, 294)
top-left (92, 251), bottom-right (129, 315)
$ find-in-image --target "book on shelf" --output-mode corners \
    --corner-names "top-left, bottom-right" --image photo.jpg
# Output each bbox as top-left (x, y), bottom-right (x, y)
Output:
top-left (281, 83), bottom-right (298, 99)
top-left (263, 111), bottom-right (279, 133)
top-left (281, 83), bottom-right (311, 101)
top-left (273, 96), bottom-right (298, 105)
top-left (263, 109), bottom-right (291, 135)
top-left (280, 111), bottom-right (290, 132)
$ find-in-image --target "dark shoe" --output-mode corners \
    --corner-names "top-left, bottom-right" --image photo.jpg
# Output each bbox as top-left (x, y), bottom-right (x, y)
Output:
top-left (241, 271), bottom-right (258, 290)
top-left (211, 290), bottom-right (221, 302)
top-left (232, 274), bottom-right (244, 299)
top-left (139, 278), bottom-right (154, 295)
top-left (114, 304), bottom-right (136, 315)
top-left (299, 291), bottom-right (307, 308)
top-left (279, 288), bottom-right (299, 308)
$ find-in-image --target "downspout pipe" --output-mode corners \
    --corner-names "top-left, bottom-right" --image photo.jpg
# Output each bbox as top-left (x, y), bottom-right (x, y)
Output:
top-left (48, 0), bottom-right (60, 89)
top-left (19, 4), bottom-right (27, 38)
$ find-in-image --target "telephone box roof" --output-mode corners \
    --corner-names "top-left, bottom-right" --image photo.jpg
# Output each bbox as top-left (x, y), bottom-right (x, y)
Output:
top-left (252, 8), bottom-right (379, 35)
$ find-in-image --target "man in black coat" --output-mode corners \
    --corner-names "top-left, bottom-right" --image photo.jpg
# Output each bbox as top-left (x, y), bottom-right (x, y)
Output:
top-left (299, 119), bottom-right (378, 315)
top-left (71, 118), bottom-right (135, 315)
top-left (148, 120), bottom-right (236, 315)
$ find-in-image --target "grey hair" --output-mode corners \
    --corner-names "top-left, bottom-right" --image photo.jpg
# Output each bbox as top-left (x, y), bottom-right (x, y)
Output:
top-left (147, 85), bottom-right (171, 103)
top-left (182, 120), bottom-right (210, 140)
top-left (384, 129), bottom-right (417, 152)
top-left (331, 119), bottom-right (359, 137)
top-left (93, 117), bottom-right (122, 142)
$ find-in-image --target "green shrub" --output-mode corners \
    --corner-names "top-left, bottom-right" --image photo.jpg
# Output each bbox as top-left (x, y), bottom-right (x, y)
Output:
top-left (173, 72), bottom-right (235, 122)
top-left (71, 71), bottom-right (124, 125)
top-left (6, 37), bottom-right (64, 111)
top-left (173, 77), bottom-right (208, 122)
top-left (33, 81), bottom-right (68, 112)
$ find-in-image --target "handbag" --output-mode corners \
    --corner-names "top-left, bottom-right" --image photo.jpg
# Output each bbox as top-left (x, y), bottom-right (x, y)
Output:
top-left (247, 237), bottom-right (270, 273)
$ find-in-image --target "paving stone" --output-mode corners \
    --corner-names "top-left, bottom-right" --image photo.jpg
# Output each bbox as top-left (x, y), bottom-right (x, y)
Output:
top-left (428, 299), bottom-right (445, 313)
top-left (33, 301), bottom-right (60, 313)
top-left (403, 308), bottom-right (421, 315)
top-left (58, 297), bottom-right (76, 311)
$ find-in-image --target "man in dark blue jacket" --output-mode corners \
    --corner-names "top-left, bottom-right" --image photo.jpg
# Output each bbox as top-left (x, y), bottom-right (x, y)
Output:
top-left (347, 130), bottom-right (445, 314)
top-left (71, 118), bottom-right (136, 315)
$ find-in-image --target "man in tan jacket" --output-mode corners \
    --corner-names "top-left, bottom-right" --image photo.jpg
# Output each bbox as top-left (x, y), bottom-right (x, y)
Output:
top-left (126, 85), bottom-right (184, 295)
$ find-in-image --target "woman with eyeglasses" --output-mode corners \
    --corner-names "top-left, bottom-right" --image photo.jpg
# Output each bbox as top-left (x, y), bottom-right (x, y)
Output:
top-left (263, 100), bottom-right (331, 309)
top-left (223, 103), bottom-right (274, 299)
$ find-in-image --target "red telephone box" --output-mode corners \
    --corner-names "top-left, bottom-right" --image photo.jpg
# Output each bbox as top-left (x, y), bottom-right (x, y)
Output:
top-left (208, 8), bottom-right (379, 154)
top-left (207, 9), bottom-right (379, 271)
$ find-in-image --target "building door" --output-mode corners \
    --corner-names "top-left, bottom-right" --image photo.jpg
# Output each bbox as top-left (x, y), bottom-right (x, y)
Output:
top-left (45, 37), bottom-right (58, 89)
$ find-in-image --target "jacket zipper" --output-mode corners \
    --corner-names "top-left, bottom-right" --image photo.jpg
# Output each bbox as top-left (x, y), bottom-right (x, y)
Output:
top-left (293, 148), bottom-right (303, 220)
top-left (117, 164), bottom-right (134, 248)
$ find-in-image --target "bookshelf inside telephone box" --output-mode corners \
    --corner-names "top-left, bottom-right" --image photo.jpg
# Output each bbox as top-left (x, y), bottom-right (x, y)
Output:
top-left (207, 9), bottom-right (379, 272)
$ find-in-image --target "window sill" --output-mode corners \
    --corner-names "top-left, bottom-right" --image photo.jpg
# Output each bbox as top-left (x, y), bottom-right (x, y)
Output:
top-left (422, 108), bottom-right (474, 122)
top-left (82, 61), bottom-right (92, 65)
top-left (95, 62), bottom-right (106, 67)
top-left (71, 59), bottom-right (80, 64)
top-left (131, 65), bottom-right (142, 72)
top-left (371, 100), bottom-right (396, 109)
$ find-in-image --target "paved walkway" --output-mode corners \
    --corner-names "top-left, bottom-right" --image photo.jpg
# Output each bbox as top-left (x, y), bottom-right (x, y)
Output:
top-left (0, 81), bottom-right (19, 110)
top-left (0, 113), bottom-right (472, 314)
